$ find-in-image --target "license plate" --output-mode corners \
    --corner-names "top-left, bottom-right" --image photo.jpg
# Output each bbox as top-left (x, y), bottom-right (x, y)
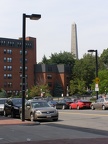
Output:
top-left (47, 115), bottom-right (51, 118)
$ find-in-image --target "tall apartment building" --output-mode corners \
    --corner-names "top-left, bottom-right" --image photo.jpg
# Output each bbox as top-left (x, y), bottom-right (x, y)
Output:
top-left (0, 37), bottom-right (36, 96)
top-left (71, 22), bottom-right (78, 59)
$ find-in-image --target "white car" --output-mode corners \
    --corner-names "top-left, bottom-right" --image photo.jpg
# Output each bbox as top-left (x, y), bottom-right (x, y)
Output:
top-left (0, 98), bottom-right (7, 115)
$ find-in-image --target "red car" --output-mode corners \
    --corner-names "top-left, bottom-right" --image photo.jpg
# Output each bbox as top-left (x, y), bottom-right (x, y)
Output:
top-left (69, 100), bottom-right (91, 110)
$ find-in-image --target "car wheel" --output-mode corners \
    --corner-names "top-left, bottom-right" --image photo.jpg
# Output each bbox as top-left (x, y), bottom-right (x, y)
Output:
top-left (4, 110), bottom-right (8, 117)
top-left (30, 113), bottom-right (34, 122)
top-left (53, 118), bottom-right (58, 121)
top-left (77, 105), bottom-right (80, 110)
top-left (91, 105), bottom-right (95, 110)
top-left (11, 111), bottom-right (15, 118)
top-left (102, 105), bottom-right (106, 110)
top-left (62, 105), bottom-right (65, 110)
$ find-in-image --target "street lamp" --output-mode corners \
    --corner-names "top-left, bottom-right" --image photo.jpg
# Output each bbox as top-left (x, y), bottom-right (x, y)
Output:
top-left (88, 49), bottom-right (98, 99)
top-left (22, 13), bottom-right (41, 121)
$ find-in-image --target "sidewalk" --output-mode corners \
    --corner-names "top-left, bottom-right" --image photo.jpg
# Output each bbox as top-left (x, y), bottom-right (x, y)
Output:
top-left (0, 117), bottom-right (40, 125)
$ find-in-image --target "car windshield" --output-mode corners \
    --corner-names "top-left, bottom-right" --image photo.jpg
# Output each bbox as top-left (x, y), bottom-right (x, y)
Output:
top-left (32, 101), bottom-right (50, 108)
top-left (12, 99), bottom-right (22, 105)
top-left (0, 99), bottom-right (6, 104)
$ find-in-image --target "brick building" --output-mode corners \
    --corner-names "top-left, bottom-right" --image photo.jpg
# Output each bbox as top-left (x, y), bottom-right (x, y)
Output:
top-left (0, 37), bottom-right (71, 97)
top-left (0, 37), bottom-right (36, 96)
top-left (34, 64), bottom-right (71, 96)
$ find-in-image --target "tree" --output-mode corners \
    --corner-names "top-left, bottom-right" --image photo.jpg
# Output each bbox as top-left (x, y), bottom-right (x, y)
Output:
top-left (100, 48), bottom-right (108, 65)
top-left (41, 51), bottom-right (75, 66)
top-left (91, 70), bottom-right (108, 94)
top-left (72, 54), bottom-right (96, 88)
top-left (0, 88), bottom-right (7, 98)
top-left (28, 84), bottom-right (51, 98)
top-left (53, 81), bottom-right (63, 97)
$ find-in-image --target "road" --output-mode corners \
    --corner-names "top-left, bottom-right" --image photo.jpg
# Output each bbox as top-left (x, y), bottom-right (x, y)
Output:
top-left (0, 109), bottom-right (108, 144)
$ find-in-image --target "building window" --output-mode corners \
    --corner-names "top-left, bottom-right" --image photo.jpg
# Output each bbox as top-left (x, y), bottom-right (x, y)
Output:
top-left (47, 74), bottom-right (52, 79)
top-left (7, 58), bottom-right (12, 62)
top-left (7, 66), bottom-right (12, 71)
top-left (4, 66), bottom-right (7, 70)
top-left (4, 74), bottom-right (6, 78)
top-left (17, 42), bottom-right (22, 47)
top-left (7, 49), bottom-right (12, 54)
top-left (8, 41), bottom-right (14, 47)
top-left (7, 74), bottom-right (12, 79)
top-left (25, 51), bottom-right (27, 55)
top-left (7, 82), bottom-right (12, 87)
top-left (48, 82), bottom-right (52, 87)
top-left (4, 49), bottom-right (6, 54)
top-left (25, 59), bottom-right (27, 63)
top-left (20, 66), bottom-right (22, 71)
top-left (4, 57), bottom-right (6, 62)
top-left (20, 50), bottom-right (22, 55)
top-left (20, 74), bottom-right (22, 78)
top-left (25, 67), bottom-right (28, 70)
top-left (20, 83), bottom-right (22, 87)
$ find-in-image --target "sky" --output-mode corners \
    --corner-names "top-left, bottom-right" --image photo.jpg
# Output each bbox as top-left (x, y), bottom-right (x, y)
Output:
top-left (0, 0), bottom-right (108, 62)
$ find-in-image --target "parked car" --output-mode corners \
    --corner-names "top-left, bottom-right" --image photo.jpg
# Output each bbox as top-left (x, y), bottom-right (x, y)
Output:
top-left (0, 98), bottom-right (7, 115)
top-left (19, 99), bottom-right (58, 121)
top-left (4, 98), bottom-right (23, 118)
top-left (55, 99), bottom-right (73, 110)
top-left (90, 97), bottom-right (108, 110)
top-left (47, 100), bottom-right (57, 107)
top-left (69, 99), bottom-right (91, 110)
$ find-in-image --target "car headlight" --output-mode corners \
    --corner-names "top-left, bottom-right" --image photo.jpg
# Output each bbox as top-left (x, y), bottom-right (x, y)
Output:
top-left (14, 106), bottom-right (19, 110)
top-left (35, 110), bottom-right (41, 114)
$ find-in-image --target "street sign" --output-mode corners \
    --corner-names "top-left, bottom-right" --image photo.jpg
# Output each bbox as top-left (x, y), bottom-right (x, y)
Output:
top-left (95, 77), bottom-right (100, 84)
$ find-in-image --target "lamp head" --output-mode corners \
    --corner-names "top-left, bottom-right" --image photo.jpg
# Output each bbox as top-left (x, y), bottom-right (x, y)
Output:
top-left (88, 50), bottom-right (95, 52)
top-left (30, 14), bottom-right (41, 20)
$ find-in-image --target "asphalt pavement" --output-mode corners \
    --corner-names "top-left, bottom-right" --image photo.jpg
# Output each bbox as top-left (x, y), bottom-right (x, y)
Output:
top-left (0, 116), bottom-right (108, 144)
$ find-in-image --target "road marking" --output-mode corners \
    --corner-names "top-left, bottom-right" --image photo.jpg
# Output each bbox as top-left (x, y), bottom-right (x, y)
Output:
top-left (59, 111), bottom-right (108, 117)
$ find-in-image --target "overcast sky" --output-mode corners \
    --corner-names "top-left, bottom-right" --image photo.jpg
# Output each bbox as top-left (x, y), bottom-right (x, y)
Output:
top-left (0, 0), bottom-right (108, 62)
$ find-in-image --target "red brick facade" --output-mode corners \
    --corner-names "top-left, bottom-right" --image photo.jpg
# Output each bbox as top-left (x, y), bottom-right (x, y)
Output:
top-left (0, 37), bottom-right (36, 96)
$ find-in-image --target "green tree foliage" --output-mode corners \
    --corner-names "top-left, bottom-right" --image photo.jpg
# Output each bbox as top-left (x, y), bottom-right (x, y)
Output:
top-left (100, 48), bottom-right (108, 65)
top-left (72, 54), bottom-right (96, 88)
top-left (91, 70), bottom-right (108, 94)
top-left (29, 84), bottom-right (51, 98)
top-left (41, 51), bottom-right (75, 66)
top-left (0, 88), bottom-right (7, 98)
top-left (41, 55), bottom-right (50, 64)
top-left (53, 81), bottom-right (63, 97)
top-left (69, 79), bottom-right (86, 95)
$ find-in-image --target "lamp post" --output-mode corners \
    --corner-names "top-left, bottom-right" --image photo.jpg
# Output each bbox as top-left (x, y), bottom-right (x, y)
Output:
top-left (22, 13), bottom-right (41, 121)
top-left (88, 49), bottom-right (98, 99)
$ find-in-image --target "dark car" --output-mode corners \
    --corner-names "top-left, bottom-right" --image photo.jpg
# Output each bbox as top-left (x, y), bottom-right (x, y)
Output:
top-left (47, 100), bottom-right (57, 107)
top-left (55, 99), bottom-right (73, 110)
top-left (4, 98), bottom-right (23, 118)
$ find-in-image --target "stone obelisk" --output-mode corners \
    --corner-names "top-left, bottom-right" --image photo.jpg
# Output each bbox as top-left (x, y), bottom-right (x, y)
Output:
top-left (71, 22), bottom-right (78, 59)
